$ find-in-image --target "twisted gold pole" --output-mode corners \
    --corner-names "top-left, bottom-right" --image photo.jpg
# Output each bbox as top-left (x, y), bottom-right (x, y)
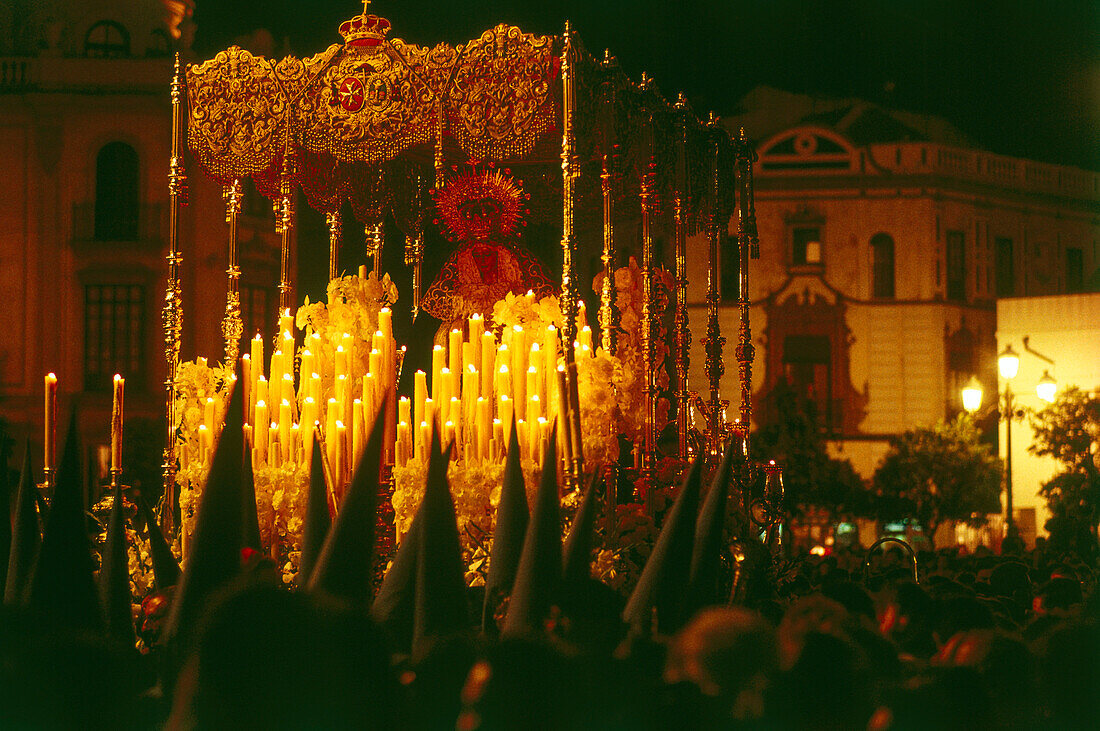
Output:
top-left (366, 222), bottom-right (384, 275)
top-left (560, 23), bottom-right (581, 488)
top-left (639, 82), bottom-right (658, 503)
top-left (276, 152), bottom-right (295, 313)
top-left (405, 232), bottom-right (424, 318)
top-left (598, 50), bottom-right (619, 357)
top-left (734, 127), bottom-right (759, 436)
top-left (160, 52), bottom-right (187, 533)
top-left (222, 179), bottom-right (243, 367)
top-left (326, 210), bottom-right (341, 281)
top-left (698, 113), bottom-right (728, 470)
top-left (673, 94), bottom-right (691, 461)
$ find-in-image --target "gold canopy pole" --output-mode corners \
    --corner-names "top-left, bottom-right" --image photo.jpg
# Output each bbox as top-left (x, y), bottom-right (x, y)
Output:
top-left (699, 114), bottom-right (728, 469)
top-left (638, 76), bottom-right (658, 505)
top-left (560, 23), bottom-right (582, 487)
top-left (160, 53), bottom-right (187, 532)
top-left (326, 211), bottom-right (341, 281)
top-left (673, 95), bottom-right (691, 461)
top-left (734, 127), bottom-right (759, 438)
top-left (222, 179), bottom-right (243, 366)
top-left (276, 152), bottom-right (295, 313)
top-left (366, 222), bottom-right (384, 275)
top-left (598, 50), bottom-right (619, 356)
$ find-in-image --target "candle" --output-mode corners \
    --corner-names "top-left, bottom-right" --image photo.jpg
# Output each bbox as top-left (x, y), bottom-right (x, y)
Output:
top-left (512, 334), bottom-right (527, 421)
top-left (254, 400), bottom-right (269, 463)
top-left (424, 398), bottom-right (436, 434)
top-left (476, 397), bottom-right (490, 461)
top-left (469, 313), bottom-right (484, 367)
top-left (279, 399), bottom-right (292, 462)
top-left (496, 364), bottom-right (512, 406)
top-left (326, 406), bottom-right (338, 479)
top-left (420, 421), bottom-right (431, 464)
top-left (302, 397), bottom-right (316, 458)
top-left (242, 354), bottom-right (253, 419)
top-left (500, 395), bottom-right (513, 448)
top-left (529, 343), bottom-right (543, 403)
top-left (300, 349), bottom-right (314, 386)
top-left (279, 308), bottom-right (293, 338)
top-left (431, 345), bottom-right (445, 405)
top-left (493, 419), bottom-right (504, 459)
top-left (528, 394), bottom-right (543, 425)
top-left (198, 424), bottom-right (211, 469)
top-left (579, 326), bottom-right (593, 351)
top-left (250, 335), bottom-right (264, 379)
top-left (270, 350), bottom-right (283, 394)
top-left (353, 398), bottom-right (365, 467)
top-left (282, 373), bottom-right (296, 418)
top-left (556, 365), bottom-right (573, 466)
top-left (269, 422), bottom-right (281, 469)
top-left (481, 330), bottom-right (496, 399)
top-left (334, 421), bottom-right (347, 486)
top-left (443, 420), bottom-right (455, 452)
top-left (369, 348), bottom-right (382, 382)
top-left (414, 370), bottom-right (428, 449)
top-left (449, 329), bottom-right (462, 381)
top-left (242, 424), bottom-right (253, 469)
top-left (379, 307), bottom-right (393, 343)
top-left (44, 372), bottom-right (57, 472)
top-left (517, 418), bottom-right (528, 459)
top-left (204, 397), bottom-right (216, 435)
top-left (398, 397), bottom-right (411, 431)
top-left (336, 374), bottom-right (350, 431)
top-left (290, 423), bottom-right (300, 463)
top-left (111, 374), bottom-right (125, 472)
top-left (449, 397), bottom-right (462, 450)
top-left (309, 373), bottom-right (321, 407)
top-left (527, 367), bottom-right (538, 414)
top-left (463, 366), bottom-right (478, 439)
top-left (335, 345), bottom-right (347, 382)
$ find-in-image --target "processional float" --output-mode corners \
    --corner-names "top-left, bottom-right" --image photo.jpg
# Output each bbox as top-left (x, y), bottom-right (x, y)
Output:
top-left (148, 2), bottom-right (784, 574)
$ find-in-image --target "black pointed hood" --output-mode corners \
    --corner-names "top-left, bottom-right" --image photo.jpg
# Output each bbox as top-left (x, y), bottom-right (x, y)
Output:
top-left (299, 438), bottom-right (331, 586)
top-left (370, 508), bottom-right (421, 655)
top-left (135, 492), bottom-right (180, 590)
top-left (501, 430), bottom-right (562, 639)
top-left (100, 480), bottom-right (135, 646)
top-left (688, 444), bottom-right (736, 612)
top-left (241, 450), bottom-right (263, 552)
top-left (411, 430), bottom-right (466, 659)
top-left (5, 443), bottom-right (41, 605)
top-left (164, 375), bottom-right (246, 647)
top-left (305, 400), bottom-right (385, 605)
top-left (482, 417), bottom-right (529, 633)
top-left (622, 454), bottom-right (703, 634)
top-left (562, 469), bottom-right (601, 584)
top-left (28, 408), bottom-right (103, 632)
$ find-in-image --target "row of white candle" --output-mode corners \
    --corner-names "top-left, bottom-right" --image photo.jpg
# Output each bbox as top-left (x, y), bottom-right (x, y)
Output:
top-left (41, 371), bottom-right (125, 481)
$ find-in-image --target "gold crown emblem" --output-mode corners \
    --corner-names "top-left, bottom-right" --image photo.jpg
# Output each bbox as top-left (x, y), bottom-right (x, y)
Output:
top-left (339, 1), bottom-right (391, 53)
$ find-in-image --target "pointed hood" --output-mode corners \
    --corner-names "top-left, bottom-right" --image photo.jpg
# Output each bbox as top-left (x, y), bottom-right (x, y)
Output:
top-left (28, 408), bottom-right (103, 632)
top-left (135, 492), bottom-right (180, 590)
top-left (622, 454), bottom-right (703, 634)
top-left (165, 376), bottom-right (246, 647)
top-left (370, 508), bottom-right (421, 655)
top-left (241, 450), bottom-right (263, 552)
top-left (687, 444), bottom-right (736, 612)
top-left (306, 400), bottom-right (385, 605)
top-left (411, 430), bottom-right (467, 659)
top-left (299, 439), bottom-right (331, 586)
top-left (100, 481), bottom-right (135, 646)
top-left (4, 443), bottom-right (41, 605)
top-left (482, 418), bottom-right (529, 632)
top-left (562, 469), bottom-right (601, 584)
top-left (501, 430), bottom-right (562, 639)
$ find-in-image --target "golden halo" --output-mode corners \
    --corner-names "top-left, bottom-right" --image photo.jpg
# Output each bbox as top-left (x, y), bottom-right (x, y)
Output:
top-left (432, 167), bottom-right (526, 242)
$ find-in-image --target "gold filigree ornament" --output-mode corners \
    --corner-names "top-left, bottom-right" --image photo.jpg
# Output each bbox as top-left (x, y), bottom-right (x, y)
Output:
top-left (448, 24), bottom-right (558, 160)
top-left (188, 46), bottom-right (290, 180)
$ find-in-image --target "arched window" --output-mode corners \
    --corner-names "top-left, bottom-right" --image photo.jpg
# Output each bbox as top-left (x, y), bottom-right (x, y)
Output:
top-left (148, 28), bottom-right (171, 58)
top-left (871, 233), bottom-right (895, 299)
top-left (94, 142), bottom-right (139, 241)
top-left (85, 21), bottom-right (131, 58)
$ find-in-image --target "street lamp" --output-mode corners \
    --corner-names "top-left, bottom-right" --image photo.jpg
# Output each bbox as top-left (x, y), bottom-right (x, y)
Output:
top-left (963, 339), bottom-right (1057, 543)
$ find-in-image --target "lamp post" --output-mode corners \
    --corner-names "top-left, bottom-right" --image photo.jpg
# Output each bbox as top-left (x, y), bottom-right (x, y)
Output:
top-left (962, 341), bottom-right (1057, 543)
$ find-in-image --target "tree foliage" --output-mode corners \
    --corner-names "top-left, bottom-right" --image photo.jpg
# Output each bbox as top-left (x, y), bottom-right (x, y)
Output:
top-left (1028, 386), bottom-right (1100, 538)
top-left (872, 414), bottom-right (1002, 540)
top-left (751, 383), bottom-right (871, 524)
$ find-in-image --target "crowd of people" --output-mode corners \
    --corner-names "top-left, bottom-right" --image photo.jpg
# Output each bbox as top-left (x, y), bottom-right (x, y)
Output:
top-left (1, 539), bottom-right (1095, 728)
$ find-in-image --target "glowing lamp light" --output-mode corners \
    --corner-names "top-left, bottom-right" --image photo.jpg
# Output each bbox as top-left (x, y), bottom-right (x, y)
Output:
top-left (998, 344), bottom-right (1020, 380)
top-left (961, 377), bottom-right (983, 413)
top-left (1036, 370), bottom-right (1057, 403)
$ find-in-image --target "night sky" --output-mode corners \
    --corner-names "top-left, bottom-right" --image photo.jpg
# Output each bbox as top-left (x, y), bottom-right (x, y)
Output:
top-left (193, 0), bottom-right (1099, 171)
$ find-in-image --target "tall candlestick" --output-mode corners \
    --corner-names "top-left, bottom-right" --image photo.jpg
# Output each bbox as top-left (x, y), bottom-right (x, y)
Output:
top-left (111, 374), bottom-right (125, 473)
top-left (44, 372), bottom-right (57, 474)
top-left (414, 370), bottom-right (428, 452)
top-left (556, 365), bottom-right (573, 469)
top-left (431, 345), bottom-right (445, 405)
top-left (254, 400), bottom-right (269, 464)
top-left (481, 330), bottom-right (496, 399)
top-left (449, 329), bottom-right (462, 384)
top-left (279, 399), bottom-right (292, 462)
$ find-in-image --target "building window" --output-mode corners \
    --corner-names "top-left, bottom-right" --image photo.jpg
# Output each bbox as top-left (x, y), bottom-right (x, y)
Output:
top-left (1066, 248), bottom-right (1084, 292)
top-left (792, 226), bottom-right (822, 266)
top-left (85, 284), bottom-right (145, 392)
top-left (85, 21), bottom-right (131, 59)
top-left (148, 29), bottom-right (171, 57)
top-left (241, 284), bottom-right (277, 346)
top-left (783, 334), bottom-right (833, 431)
top-left (995, 237), bottom-right (1014, 297)
top-left (94, 142), bottom-right (140, 241)
top-left (946, 230), bottom-right (966, 302)
top-left (870, 233), bottom-right (895, 299)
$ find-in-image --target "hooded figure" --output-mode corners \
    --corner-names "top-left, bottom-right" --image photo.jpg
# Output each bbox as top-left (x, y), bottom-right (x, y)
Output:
top-left (482, 419), bottom-right (529, 633)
